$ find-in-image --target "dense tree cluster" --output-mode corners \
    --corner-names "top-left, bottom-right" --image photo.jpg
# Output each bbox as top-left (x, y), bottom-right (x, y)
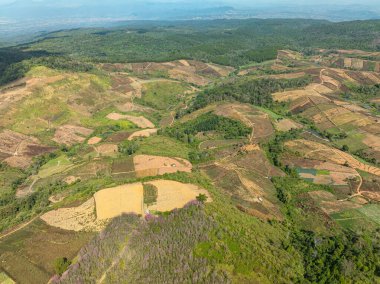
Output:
top-left (292, 230), bottom-right (380, 283)
top-left (164, 112), bottom-right (251, 142)
top-left (0, 49), bottom-right (29, 85)
top-left (345, 83), bottom-right (380, 101)
top-left (118, 140), bottom-right (140, 155)
top-left (0, 48), bottom-right (48, 85)
top-left (186, 76), bottom-right (312, 114)
top-left (266, 129), bottom-right (301, 167)
top-left (30, 56), bottom-right (94, 72)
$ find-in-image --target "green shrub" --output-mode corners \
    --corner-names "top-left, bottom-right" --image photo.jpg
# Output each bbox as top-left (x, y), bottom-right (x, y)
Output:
top-left (54, 257), bottom-right (71, 276)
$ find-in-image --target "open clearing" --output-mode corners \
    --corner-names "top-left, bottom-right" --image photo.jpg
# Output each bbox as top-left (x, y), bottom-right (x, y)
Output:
top-left (0, 130), bottom-right (54, 168)
top-left (358, 204), bottom-right (380, 225)
top-left (38, 155), bottom-right (74, 178)
top-left (202, 161), bottom-right (282, 221)
top-left (93, 180), bottom-right (209, 220)
top-left (214, 103), bottom-right (274, 142)
top-left (145, 180), bottom-right (210, 212)
top-left (128, 128), bottom-right (158, 140)
top-left (137, 136), bottom-right (191, 159)
top-left (141, 81), bottom-right (191, 110)
top-left (41, 198), bottom-right (105, 231)
top-left (297, 164), bottom-right (358, 186)
top-left (0, 70), bottom-right (63, 113)
top-left (63, 175), bottom-right (80, 185)
top-left (275, 118), bottom-right (303, 131)
top-left (272, 84), bottom-right (331, 105)
top-left (94, 183), bottom-right (144, 220)
top-left (126, 60), bottom-right (234, 86)
top-left (88, 136), bottom-right (102, 145)
top-left (53, 125), bottom-right (93, 146)
top-left (107, 113), bottom-right (155, 128)
top-left (363, 133), bottom-right (380, 149)
top-left (133, 155), bottom-right (192, 177)
top-left (308, 190), bottom-right (361, 214)
top-left (95, 143), bottom-right (118, 157)
top-left (286, 157), bottom-right (360, 188)
top-left (285, 139), bottom-right (380, 176)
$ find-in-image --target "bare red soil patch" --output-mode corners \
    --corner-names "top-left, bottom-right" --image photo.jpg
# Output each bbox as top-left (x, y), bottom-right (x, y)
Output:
top-left (128, 129), bottom-right (158, 140)
top-left (87, 136), bottom-right (102, 145)
top-left (53, 125), bottom-right (93, 146)
top-left (95, 144), bottom-right (118, 157)
top-left (133, 155), bottom-right (192, 178)
top-left (275, 118), bottom-right (303, 132)
top-left (0, 130), bottom-right (54, 168)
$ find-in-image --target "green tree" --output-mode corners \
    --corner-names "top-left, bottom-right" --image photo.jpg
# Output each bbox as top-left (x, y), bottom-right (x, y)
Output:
top-left (54, 257), bottom-right (71, 275)
top-left (196, 194), bottom-right (208, 203)
top-left (341, 144), bottom-right (349, 152)
top-left (118, 140), bottom-right (139, 155)
top-left (277, 188), bottom-right (291, 204)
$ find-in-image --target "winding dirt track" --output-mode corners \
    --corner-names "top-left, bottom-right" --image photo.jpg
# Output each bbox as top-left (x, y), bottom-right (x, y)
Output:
top-left (0, 215), bottom-right (40, 241)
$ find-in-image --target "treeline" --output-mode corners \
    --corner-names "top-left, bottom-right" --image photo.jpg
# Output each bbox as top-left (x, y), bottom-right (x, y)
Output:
top-left (0, 47), bottom-right (93, 86)
top-left (163, 112), bottom-right (251, 142)
top-left (29, 56), bottom-right (94, 73)
top-left (0, 48), bottom-right (30, 85)
top-left (183, 76), bottom-right (312, 115)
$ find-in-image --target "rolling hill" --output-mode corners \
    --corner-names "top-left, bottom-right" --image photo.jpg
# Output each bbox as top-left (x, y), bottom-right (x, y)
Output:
top-left (0, 19), bottom-right (379, 284)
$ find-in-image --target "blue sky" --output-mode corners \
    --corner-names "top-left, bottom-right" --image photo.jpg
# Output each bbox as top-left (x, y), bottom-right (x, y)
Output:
top-left (0, 0), bottom-right (378, 6)
top-left (0, 0), bottom-right (379, 11)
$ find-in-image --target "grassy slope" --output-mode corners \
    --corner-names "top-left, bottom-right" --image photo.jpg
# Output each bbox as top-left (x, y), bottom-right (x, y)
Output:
top-left (140, 81), bottom-right (190, 110)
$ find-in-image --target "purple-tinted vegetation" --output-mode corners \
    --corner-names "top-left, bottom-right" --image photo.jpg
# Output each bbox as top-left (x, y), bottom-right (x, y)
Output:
top-left (54, 203), bottom-right (229, 283)
top-left (54, 214), bottom-right (141, 284)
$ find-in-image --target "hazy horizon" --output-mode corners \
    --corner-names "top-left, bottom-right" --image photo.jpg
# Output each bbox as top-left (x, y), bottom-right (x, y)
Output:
top-left (1, 0), bottom-right (380, 42)
top-left (1, 0), bottom-right (379, 22)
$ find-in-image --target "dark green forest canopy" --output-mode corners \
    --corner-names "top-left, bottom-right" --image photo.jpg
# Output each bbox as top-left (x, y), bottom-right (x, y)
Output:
top-left (1, 19), bottom-right (380, 86)
top-left (21, 19), bottom-right (380, 66)
top-left (0, 48), bottom-right (49, 85)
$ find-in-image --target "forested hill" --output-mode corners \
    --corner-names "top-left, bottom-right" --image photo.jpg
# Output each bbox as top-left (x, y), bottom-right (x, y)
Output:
top-left (24, 19), bottom-right (380, 65)
top-left (0, 18), bottom-right (380, 86)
